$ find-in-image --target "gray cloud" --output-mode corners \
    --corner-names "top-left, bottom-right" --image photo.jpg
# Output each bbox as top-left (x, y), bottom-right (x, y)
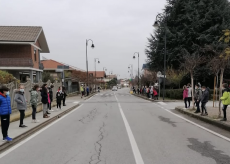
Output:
top-left (0, 0), bottom-right (166, 78)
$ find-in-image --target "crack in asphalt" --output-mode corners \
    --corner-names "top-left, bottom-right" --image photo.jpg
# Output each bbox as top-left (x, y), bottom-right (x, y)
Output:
top-left (187, 138), bottom-right (230, 164)
top-left (158, 116), bottom-right (177, 127)
top-left (89, 122), bottom-right (106, 164)
top-left (79, 108), bottom-right (97, 124)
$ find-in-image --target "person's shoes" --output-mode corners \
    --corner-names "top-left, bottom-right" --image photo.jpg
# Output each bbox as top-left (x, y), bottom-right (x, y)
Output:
top-left (3, 136), bottom-right (12, 142)
top-left (19, 125), bottom-right (27, 128)
top-left (194, 111), bottom-right (200, 113)
top-left (204, 113), bottom-right (208, 116)
top-left (200, 113), bottom-right (204, 116)
top-left (32, 119), bottom-right (39, 123)
top-left (43, 114), bottom-right (50, 118)
top-left (46, 112), bottom-right (51, 114)
top-left (220, 118), bottom-right (227, 121)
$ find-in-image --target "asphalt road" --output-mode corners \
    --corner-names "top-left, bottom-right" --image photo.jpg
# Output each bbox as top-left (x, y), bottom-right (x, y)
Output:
top-left (1, 88), bottom-right (230, 164)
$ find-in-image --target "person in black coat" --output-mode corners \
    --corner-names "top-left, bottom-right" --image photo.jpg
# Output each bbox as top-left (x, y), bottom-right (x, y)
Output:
top-left (56, 87), bottom-right (63, 109)
top-left (41, 84), bottom-right (50, 118)
top-left (201, 86), bottom-right (209, 116)
top-left (47, 85), bottom-right (54, 111)
top-left (62, 86), bottom-right (67, 106)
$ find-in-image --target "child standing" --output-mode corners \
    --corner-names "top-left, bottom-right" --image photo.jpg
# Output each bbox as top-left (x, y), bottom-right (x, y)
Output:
top-left (56, 87), bottom-right (63, 110)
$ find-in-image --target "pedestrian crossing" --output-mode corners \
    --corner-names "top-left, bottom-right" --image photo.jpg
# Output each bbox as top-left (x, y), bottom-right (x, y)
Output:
top-left (95, 93), bottom-right (133, 97)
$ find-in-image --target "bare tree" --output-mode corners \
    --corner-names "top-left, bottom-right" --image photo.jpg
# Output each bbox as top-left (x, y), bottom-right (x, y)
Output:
top-left (181, 49), bottom-right (206, 109)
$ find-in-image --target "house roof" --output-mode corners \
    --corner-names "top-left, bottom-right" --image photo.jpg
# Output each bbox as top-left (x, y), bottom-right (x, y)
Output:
top-left (0, 26), bottom-right (49, 53)
top-left (88, 71), bottom-right (106, 78)
top-left (41, 59), bottom-right (85, 72)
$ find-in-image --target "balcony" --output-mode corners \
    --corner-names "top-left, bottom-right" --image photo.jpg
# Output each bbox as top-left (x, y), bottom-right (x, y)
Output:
top-left (0, 58), bottom-right (33, 67)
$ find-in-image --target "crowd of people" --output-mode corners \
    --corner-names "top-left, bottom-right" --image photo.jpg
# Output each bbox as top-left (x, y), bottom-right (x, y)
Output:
top-left (0, 84), bottom-right (67, 142)
top-left (183, 83), bottom-right (230, 121)
top-left (133, 86), bottom-right (159, 100)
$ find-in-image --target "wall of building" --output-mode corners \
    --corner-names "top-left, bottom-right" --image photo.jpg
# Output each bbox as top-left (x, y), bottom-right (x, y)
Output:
top-left (0, 44), bottom-right (31, 58)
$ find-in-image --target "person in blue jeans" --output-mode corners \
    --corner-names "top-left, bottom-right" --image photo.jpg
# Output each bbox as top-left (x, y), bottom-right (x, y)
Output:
top-left (0, 86), bottom-right (12, 142)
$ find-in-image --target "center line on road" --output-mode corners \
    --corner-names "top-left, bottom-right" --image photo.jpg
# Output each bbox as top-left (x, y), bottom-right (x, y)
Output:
top-left (115, 95), bottom-right (144, 164)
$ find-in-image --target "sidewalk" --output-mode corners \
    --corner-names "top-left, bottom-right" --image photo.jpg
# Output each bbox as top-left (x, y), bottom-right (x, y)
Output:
top-left (132, 93), bottom-right (181, 102)
top-left (176, 105), bottom-right (230, 131)
top-left (0, 93), bottom-right (95, 151)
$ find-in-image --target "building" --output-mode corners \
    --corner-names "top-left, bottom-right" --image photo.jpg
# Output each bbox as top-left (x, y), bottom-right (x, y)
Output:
top-left (142, 64), bottom-right (150, 77)
top-left (0, 26), bottom-right (49, 83)
top-left (88, 71), bottom-right (107, 85)
top-left (41, 59), bottom-right (84, 93)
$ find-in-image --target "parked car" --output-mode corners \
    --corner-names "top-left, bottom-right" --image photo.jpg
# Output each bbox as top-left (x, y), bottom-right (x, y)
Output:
top-left (112, 86), bottom-right (117, 91)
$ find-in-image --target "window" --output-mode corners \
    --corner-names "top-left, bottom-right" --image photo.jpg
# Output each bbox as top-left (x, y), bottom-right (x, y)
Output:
top-left (34, 48), bottom-right (37, 61)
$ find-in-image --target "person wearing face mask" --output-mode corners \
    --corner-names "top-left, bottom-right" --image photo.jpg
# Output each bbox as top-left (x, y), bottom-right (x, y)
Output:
top-left (220, 83), bottom-right (230, 121)
top-left (30, 84), bottom-right (40, 123)
top-left (194, 84), bottom-right (202, 113)
top-left (56, 87), bottom-right (63, 110)
top-left (41, 84), bottom-right (50, 118)
top-left (0, 86), bottom-right (12, 142)
top-left (201, 86), bottom-right (209, 116)
top-left (14, 85), bottom-right (27, 127)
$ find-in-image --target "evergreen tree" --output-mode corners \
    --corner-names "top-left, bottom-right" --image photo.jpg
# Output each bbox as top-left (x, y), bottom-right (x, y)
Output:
top-left (146, 0), bottom-right (230, 75)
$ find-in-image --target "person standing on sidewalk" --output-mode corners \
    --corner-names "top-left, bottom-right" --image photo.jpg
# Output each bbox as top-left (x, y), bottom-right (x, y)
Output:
top-left (80, 84), bottom-right (84, 98)
top-left (48, 85), bottom-right (54, 112)
top-left (30, 84), bottom-right (40, 123)
top-left (183, 85), bottom-right (188, 109)
top-left (14, 85), bottom-right (27, 128)
top-left (86, 85), bottom-right (89, 96)
top-left (187, 83), bottom-right (192, 108)
top-left (194, 84), bottom-right (202, 113)
top-left (41, 84), bottom-right (50, 118)
top-left (0, 86), bottom-right (12, 142)
top-left (201, 86), bottom-right (209, 116)
top-left (220, 83), bottom-right (230, 121)
top-left (62, 87), bottom-right (67, 106)
top-left (153, 88), bottom-right (158, 100)
top-left (56, 87), bottom-right (63, 110)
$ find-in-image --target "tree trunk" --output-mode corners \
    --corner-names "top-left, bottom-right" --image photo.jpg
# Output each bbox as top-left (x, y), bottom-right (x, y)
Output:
top-left (191, 73), bottom-right (195, 109)
top-left (213, 76), bottom-right (216, 107)
top-left (216, 74), bottom-right (218, 107)
top-left (219, 68), bottom-right (224, 117)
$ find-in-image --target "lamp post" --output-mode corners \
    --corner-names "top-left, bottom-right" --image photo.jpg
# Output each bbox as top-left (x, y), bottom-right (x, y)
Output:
top-left (86, 39), bottom-right (95, 85)
top-left (133, 52), bottom-right (139, 89)
top-left (109, 71), bottom-right (113, 88)
top-left (94, 58), bottom-right (100, 92)
top-left (153, 13), bottom-right (167, 101)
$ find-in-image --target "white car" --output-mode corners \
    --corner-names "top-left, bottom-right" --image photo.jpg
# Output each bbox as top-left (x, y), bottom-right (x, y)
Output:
top-left (112, 86), bottom-right (117, 91)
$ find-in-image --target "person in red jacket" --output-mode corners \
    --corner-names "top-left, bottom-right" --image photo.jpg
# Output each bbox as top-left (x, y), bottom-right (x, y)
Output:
top-left (153, 88), bottom-right (158, 100)
top-left (183, 85), bottom-right (188, 108)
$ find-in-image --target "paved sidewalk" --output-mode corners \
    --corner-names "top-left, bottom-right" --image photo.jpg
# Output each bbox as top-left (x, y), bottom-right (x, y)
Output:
top-left (0, 94), bottom-right (93, 147)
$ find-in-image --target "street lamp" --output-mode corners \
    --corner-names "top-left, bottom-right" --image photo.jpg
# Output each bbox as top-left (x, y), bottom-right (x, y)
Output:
top-left (103, 67), bottom-right (107, 72)
top-left (133, 52), bottom-right (140, 89)
top-left (153, 13), bottom-right (167, 101)
top-left (86, 39), bottom-right (95, 85)
top-left (94, 58), bottom-right (100, 91)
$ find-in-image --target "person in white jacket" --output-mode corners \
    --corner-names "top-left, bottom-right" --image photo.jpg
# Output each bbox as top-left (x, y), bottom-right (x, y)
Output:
top-left (187, 83), bottom-right (192, 108)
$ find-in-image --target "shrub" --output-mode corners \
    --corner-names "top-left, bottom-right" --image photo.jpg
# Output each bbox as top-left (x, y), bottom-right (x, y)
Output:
top-left (0, 71), bottom-right (15, 84)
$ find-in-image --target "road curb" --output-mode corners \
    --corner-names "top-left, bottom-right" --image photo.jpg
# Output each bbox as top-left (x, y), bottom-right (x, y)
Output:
top-left (175, 107), bottom-right (230, 132)
top-left (132, 93), bottom-right (179, 102)
top-left (0, 104), bottom-right (80, 154)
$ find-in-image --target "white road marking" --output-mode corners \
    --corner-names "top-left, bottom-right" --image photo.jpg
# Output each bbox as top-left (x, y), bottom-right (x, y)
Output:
top-left (0, 104), bottom-right (84, 158)
top-left (158, 105), bottom-right (230, 142)
top-left (157, 102), bottom-right (167, 105)
top-left (73, 101), bottom-right (79, 104)
top-left (115, 95), bottom-right (144, 164)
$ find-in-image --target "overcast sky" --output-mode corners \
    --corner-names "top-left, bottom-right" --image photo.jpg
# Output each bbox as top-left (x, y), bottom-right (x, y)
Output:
top-left (0, 0), bottom-right (166, 79)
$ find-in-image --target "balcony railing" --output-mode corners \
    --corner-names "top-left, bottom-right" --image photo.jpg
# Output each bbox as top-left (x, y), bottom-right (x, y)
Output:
top-left (0, 58), bottom-right (34, 67)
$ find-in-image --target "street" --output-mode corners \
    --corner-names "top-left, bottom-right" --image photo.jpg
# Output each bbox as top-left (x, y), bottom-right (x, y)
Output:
top-left (1, 88), bottom-right (230, 164)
